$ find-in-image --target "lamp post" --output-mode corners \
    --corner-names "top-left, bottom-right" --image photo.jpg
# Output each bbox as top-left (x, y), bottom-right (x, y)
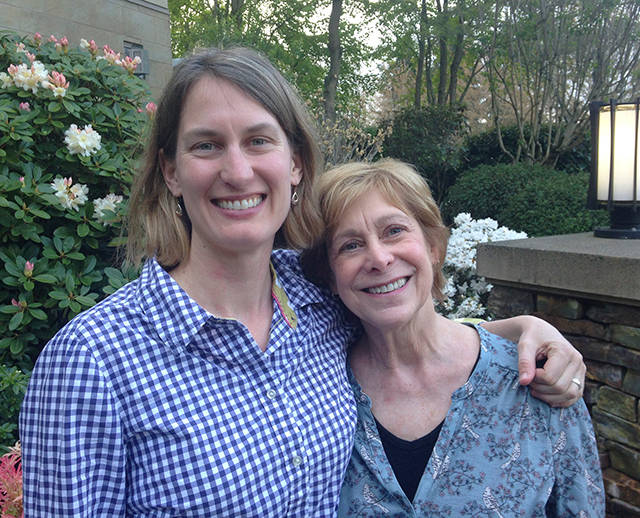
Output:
top-left (588, 99), bottom-right (640, 239)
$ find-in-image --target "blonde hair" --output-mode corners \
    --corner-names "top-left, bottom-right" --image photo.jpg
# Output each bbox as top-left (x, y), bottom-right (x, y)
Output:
top-left (302, 158), bottom-right (449, 300)
top-left (126, 46), bottom-right (322, 267)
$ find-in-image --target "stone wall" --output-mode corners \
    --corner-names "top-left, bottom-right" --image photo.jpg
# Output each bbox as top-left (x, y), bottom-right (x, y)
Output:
top-left (477, 233), bottom-right (640, 517)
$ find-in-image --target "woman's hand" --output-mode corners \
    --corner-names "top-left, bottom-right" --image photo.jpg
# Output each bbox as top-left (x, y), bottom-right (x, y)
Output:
top-left (481, 315), bottom-right (585, 407)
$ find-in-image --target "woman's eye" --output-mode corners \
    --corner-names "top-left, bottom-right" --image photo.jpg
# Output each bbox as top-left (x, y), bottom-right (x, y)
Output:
top-left (193, 142), bottom-right (214, 152)
top-left (339, 241), bottom-right (360, 253)
top-left (387, 226), bottom-right (404, 237)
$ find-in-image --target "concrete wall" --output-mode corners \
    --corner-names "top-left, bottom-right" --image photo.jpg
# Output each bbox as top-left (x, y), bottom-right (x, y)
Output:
top-left (0, 0), bottom-right (172, 99)
top-left (478, 233), bottom-right (640, 517)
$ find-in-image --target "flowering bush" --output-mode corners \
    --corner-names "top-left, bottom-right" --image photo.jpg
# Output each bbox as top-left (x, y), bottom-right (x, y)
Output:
top-left (0, 30), bottom-right (153, 446)
top-left (437, 213), bottom-right (528, 319)
top-left (0, 442), bottom-right (22, 518)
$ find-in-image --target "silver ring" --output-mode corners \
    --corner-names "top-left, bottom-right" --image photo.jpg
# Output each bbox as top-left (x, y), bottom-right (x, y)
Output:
top-left (571, 377), bottom-right (582, 389)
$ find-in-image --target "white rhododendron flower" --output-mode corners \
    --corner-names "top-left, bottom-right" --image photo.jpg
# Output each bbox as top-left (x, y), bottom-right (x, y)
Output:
top-left (51, 177), bottom-right (89, 211)
top-left (0, 72), bottom-right (12, 89)
top-left (93, 193), bottom-right (123, 223)
top-left (7, 61), bottom-right (48, 93)
top-left (436, 213), bottom-right (527, 319)
top-left (64, 124), bottom-right (102, 156)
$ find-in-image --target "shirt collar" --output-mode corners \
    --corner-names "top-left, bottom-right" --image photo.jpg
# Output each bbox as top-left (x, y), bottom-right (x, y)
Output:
top-left (135, 251), bottom-right (330, 351)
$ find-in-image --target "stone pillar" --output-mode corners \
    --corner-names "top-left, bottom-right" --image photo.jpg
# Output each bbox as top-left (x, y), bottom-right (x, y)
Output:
top-left (477, 232), bottom-right (640, 517)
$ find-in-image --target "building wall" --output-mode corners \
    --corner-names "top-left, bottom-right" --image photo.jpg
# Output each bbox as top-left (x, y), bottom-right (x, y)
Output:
top-left (0, 0), bottom-right (172, 99)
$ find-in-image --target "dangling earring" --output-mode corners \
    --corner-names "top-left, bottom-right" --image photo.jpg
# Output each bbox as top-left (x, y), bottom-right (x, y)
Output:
top-left (291, 189), bottom-right (300, 206)
top-left (175, 197), bottom-right (183, 216)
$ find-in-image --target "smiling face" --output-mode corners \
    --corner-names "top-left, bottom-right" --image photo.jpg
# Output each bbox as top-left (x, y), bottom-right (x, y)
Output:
top-left (328, 189), bottom-right (437, 333)
top-left (161, 76), bottom-right (302, 259)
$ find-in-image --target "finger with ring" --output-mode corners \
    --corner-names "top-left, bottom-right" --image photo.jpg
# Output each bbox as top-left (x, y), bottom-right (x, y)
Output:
top-left (571, 377), bottom-right (582, 389)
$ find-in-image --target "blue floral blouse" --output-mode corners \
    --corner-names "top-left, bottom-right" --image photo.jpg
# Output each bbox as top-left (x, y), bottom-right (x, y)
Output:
top-left (338, 326), bottom-right (604, 517)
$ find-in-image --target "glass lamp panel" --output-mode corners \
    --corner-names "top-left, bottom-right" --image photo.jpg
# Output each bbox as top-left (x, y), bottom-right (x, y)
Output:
top-left (597, 106), bottom-right (640, 202)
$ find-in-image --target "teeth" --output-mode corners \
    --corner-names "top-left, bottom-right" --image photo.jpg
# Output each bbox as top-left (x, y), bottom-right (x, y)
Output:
top-left (216, 196), bottom-right (262, 210)
top-left (366, 278), bottom-right (407, 294)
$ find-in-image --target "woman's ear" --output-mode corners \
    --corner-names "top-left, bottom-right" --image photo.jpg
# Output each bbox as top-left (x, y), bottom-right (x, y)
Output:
top-left (291, 152), bottom-right (302, 187)
top-left (160, 149), bottom-right (181, 197)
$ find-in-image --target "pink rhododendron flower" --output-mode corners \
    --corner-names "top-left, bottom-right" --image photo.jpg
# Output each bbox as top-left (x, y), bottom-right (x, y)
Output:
top-left (25, 51), bottom-right (36, 63)
top-left (0, 444), bottom-right (23, 518)
top-left (145, 102), bottom-right (157, 116)
top-left (23, 261), bottom-right (34, 277)
top-left (18, 102), bottom-right (30, 111)
top-left (121, 55), bottom-right (141, 73)
top-left (11, 298), bottom-right (19, 307)
top-left (48, 35), bottom-right (57, 43)
top-left (43, 71), bottom-right (69, 98)
top-left (34, 33), bottom-right (42, 44)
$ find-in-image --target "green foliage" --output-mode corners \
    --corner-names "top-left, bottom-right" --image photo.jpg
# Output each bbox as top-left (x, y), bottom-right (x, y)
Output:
top-left (442, 163), bottom-right (608, 236)
top-left (0, 365), bottom-right (29, 449)
top-left (382, 105), bottom-right (467, 203)
top-left (168, 0), bottom-right (376, 117)
top-left (463, 124), bottom-right (592, 173)
top-left (0, 31), bottom-right (150, 372)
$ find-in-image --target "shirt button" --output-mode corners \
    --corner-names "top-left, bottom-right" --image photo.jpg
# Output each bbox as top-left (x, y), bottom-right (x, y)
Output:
top-left (291, 455), bottom-right (303, 467)
top-left (266, 389), bottom-right (277, 400)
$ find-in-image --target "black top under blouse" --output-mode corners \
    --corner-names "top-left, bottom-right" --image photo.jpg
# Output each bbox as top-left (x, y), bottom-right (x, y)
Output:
top-left (374, 418), bottom-right (444, 502)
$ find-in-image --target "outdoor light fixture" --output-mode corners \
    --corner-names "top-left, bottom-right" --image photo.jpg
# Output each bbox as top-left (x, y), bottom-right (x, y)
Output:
top-left (588, 99), bottom-right (640, 238)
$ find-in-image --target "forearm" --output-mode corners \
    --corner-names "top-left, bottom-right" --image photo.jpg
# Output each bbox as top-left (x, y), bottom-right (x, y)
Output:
top-left (480, 315), bottom-right (534, 343)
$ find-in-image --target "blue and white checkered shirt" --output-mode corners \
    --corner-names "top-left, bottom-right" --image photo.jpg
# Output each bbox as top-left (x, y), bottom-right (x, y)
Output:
top-left (20, 249), bottom-right (358, 517)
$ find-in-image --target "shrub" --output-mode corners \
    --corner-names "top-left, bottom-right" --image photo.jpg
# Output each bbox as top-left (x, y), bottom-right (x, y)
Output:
top-left (382, 105), bottom-right (467, 203)
top-left (0, 366), bottom-right (28, 449)
top-left (436, 213), bottom-right (527, 320)
top-left (441, 163), bottom-right (608, 235)
top-left (0, 31), bottom-right (153, 447)
top-left (500, 171), bottom-right (609, 236)
top-left (462, 124), bottom-right (591, 174)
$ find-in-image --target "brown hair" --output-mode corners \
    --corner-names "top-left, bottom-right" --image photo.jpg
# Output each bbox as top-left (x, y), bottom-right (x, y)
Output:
top-left (302, 158), bottom-right (449, 300)
top-left (126, 46), bottom-right (322, 267)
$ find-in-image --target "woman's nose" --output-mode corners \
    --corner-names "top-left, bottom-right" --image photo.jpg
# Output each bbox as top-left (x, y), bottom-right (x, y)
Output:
top-left (220, 145), bottom-right (253, 185)
top-left (366, 240), bottom-right (393, 271)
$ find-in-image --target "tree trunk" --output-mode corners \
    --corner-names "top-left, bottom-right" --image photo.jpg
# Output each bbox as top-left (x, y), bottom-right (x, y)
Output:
top-left (414, 0), bottom-right (428, 108)
top-left (323, 0), bottom-right (343, 123)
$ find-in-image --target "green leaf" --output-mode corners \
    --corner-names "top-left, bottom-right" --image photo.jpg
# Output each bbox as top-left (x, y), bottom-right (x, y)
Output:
top-left (28, 308), bottom-right (47, 320)
top-left (8, 311), bottom-right (23, 331)
top-left (9, 340), bottom-right (24, 355)
top-left (49, 290), bottom-right (68, 301)
top-left (0, 305), bottom-right (20, 314)
top-left (77, 223), bottom-right (89, 237)
top-left (33, 274), bottom-right (57, 283)
top-left (24, 279), bottom-right (34, 291)
top-left (67, 252), bottom-right (85, 260)
top-left (48, 101), bottom-right (62, 113)
top-left (4, 261), bottom-right (20, 276)
top-left (75, 295), bottom-right (96, 306)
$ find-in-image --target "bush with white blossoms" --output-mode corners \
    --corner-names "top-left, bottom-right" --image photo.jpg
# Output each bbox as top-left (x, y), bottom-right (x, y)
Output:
top-left (436, 213), bottom-right (528, 319)
top-left (0, 30), bottom-right (155, 447)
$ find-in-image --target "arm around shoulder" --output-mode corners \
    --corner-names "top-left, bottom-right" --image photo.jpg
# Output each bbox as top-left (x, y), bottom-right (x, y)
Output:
top-left (20, 328), bottom-right (126, 516)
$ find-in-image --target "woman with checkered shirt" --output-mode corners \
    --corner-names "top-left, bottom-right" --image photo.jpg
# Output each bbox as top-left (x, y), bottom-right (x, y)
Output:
top-left (20, 47), bottom-right (585, 517)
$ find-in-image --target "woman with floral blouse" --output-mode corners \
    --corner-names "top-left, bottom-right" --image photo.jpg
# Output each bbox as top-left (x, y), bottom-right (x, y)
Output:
top-left (304, 158), bottom-right (604, 517)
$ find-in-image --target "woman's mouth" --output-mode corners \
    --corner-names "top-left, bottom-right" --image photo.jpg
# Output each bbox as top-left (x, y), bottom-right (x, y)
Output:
top-left (364, 277), bottom-right (408, 294)
top-left (214, 195), bottom-right (264, 210)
